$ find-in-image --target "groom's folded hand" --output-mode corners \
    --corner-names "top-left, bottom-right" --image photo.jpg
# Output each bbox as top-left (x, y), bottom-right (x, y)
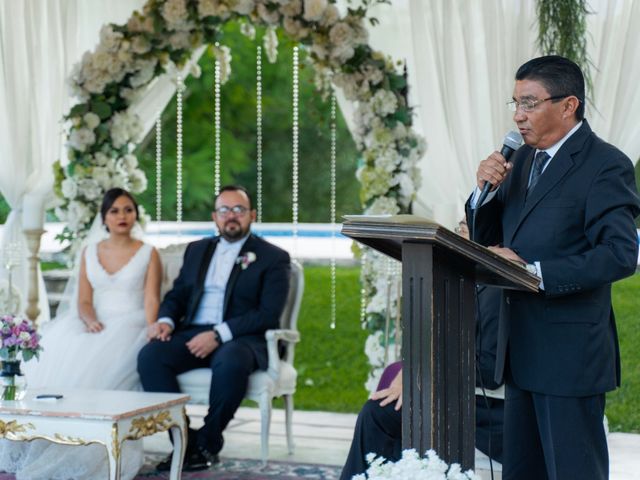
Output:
top-left (186, 331), bottom-right (218, 358)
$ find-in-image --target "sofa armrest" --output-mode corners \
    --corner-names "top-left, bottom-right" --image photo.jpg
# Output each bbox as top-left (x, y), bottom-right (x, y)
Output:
top-left (265, 329), bottom-right (300, 380)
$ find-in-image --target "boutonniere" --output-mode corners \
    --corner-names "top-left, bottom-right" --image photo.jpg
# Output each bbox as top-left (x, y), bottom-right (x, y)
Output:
top-left (236, 252), bottom-right (257, 270)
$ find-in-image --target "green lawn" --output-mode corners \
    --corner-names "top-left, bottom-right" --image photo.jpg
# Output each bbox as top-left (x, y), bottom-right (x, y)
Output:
top-left (607, 273), bottom-right (640, 433)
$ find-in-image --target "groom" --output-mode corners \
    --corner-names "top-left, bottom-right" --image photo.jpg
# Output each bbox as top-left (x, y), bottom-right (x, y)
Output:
top-left (138, 185), bottom-right (291, 471)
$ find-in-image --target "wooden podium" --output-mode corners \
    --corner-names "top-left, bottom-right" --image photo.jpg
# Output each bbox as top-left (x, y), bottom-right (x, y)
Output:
top-left (342, 215), bottom-right (538, 470)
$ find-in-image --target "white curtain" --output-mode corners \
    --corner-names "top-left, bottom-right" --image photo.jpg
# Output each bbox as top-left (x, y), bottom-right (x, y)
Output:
top-left (338, 0), bottom-right (640, 229)
top-left (0, 0), bottom-right (145, 321)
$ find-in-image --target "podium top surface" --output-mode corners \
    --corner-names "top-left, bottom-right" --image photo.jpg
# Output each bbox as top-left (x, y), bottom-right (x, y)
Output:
top-left (342, 215), bottom-right (539, 292)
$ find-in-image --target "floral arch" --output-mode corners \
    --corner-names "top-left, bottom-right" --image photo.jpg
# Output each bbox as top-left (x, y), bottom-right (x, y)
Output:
top-left (55, 0), bottom-right (425, 388)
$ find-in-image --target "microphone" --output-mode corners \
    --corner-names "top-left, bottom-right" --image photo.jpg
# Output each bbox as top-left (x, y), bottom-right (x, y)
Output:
top-left (475, 131), bottom-right (523, 208)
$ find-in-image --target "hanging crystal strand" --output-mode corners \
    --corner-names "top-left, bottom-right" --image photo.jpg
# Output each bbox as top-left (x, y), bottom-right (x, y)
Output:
top-left (291, 46), bottom-right (300, 256)
top-left (360, 252), bottom-right (368, 329)
top-left (176, 74), bottom-right (184, 230)
top-left (256, 45), bottom-right (263, 223)
top-left (329, 93), bottom-right (337, 330)
top-left (155, 114), bottom-right (162, 224)
top-left (214, 43), bottom-right (222, 197)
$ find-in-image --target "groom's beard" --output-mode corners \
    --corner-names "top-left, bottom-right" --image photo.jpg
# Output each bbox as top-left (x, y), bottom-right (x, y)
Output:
top-left (220, 219), bottom-right (248, 241)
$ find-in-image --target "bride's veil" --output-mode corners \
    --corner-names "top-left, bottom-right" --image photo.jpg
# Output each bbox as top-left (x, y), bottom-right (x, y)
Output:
top-left (54, 214), bottom-right (145, 322)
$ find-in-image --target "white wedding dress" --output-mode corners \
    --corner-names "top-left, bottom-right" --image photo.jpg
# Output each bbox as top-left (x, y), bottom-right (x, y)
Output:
top-left (0, 242), bottom-right (153, 480)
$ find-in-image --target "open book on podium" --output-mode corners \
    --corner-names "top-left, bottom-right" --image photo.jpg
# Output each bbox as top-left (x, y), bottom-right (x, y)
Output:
top-left (341, 213), bottom-right (538, 470)
top-left (342, 213), bottom-right (539, 291)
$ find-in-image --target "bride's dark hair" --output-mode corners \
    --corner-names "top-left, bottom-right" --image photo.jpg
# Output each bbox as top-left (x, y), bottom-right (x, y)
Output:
top-left (100, 188), bottom-right (139, 229)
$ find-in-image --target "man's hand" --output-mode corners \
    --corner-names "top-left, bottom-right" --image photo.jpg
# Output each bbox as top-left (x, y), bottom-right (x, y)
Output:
top-left (476, 151), bottom-right (513, 190)
top-left (186, 331), bottom-right (219, 359)
top-left (488, 245), bottom-right (526, 265)
top-left (149, 323), bottom-right (173, 342)
top-left (370, 369), bottom-right (403, 411)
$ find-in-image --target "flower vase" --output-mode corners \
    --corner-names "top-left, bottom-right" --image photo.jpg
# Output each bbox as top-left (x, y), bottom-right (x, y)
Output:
top-left (1, 358), bottom-right (27, 401)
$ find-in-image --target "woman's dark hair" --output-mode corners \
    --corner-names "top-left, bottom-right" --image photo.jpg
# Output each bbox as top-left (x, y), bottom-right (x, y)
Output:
top-left (515, 55), bottom-right (586, 120)
top-left (100, 188), bottom-right (139, 229)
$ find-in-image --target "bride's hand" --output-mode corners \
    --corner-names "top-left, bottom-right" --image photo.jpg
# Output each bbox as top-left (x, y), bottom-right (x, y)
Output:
top-left (85, 319), bottom-right (104, 333)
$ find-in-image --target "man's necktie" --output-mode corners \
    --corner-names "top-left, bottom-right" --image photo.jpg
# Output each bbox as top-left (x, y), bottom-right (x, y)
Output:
top-left (528, 151), bottom-right (550, 194)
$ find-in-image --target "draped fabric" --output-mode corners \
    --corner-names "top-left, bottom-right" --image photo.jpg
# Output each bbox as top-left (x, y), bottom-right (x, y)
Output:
top-left (337, 0), bottom-right (640, 229)
top-left (0, 0), bottom-right (146, 321)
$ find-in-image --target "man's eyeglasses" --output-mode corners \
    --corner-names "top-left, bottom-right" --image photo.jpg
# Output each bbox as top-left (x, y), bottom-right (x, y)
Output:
top-left (507, 95), bottom-right (569, 113)
top-left (215, 205), bottom-right (249, 217)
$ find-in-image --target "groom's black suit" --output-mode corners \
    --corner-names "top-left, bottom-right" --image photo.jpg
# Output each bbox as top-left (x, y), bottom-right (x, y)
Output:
top-left (138, 234), bottom-right (290, 456)
top-left (469, 120), bottom-right (640, 479)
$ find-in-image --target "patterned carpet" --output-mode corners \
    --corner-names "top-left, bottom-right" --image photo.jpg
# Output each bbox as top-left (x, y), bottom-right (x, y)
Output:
top-left (136, 455), bottom-right (342, 480)
top-left (0, 455), bottom-right (342, 479)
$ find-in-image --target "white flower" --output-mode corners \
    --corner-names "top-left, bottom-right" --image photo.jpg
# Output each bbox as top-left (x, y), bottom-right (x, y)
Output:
top-left (263, 26), bottom-right (279, 63)
top-left (257, 4), bottom-right (280, 24)
top-left (77, 178), bottom-right (102, 201)
top-left (92, 166), bottom-right (111, 189)
top-left (130, 58), bottom-right (157, 88)
top-left (213, 45), bottom-right (232, 84)
top-left (66, 200), bottom-right (92, 231)
top-left (319, 4), bottom-right (339, 27)
top-left (93, 152), bottom-right (109, 167)
top-left (365, 196), bottom-right (400, 216)
top-left (231, 0), bottom-right (254, 15)
top-left (83, 112), bottom-right (100, 130)
top-left (121, 154), bottom-right (138, 171)
top-left (61, 178), bottom-right (78, 200)
top-left (370, 89), bottom-right (398, 117)
top-left (127, 14), bottom-right (155, 34)
top-left (128, 169), bottom-right (148, 193)
top-left (329, 22), bottom-right (354, 46)
top-left (169, 31), bottom-right (192, 50)
top-left (280, 0), bottom-right (302, 17)
top-left (395, 172), bottom-right (416, 207)
top-left (198, 0), bottom-right (231, 19)
top-left (162, 0), bottom-right (191, 31)
top-left (68, 128), bottom-right (96, 152)
top-left (283, 17), bottom-right (309, 40)
top-left (303, 0), bottom-right (327, 22)
top-left (239, 22), bottom-right (256, 40)
top-left (131, 35), bottom-right (152, 55)
top-left (109, 111), bottom-right (143, 149)
top-left (364, 331), bottom-right (385, 367)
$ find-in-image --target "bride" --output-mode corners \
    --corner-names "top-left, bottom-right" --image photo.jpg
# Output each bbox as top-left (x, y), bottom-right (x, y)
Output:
top-left (0, 188), bottom-right (162, 480)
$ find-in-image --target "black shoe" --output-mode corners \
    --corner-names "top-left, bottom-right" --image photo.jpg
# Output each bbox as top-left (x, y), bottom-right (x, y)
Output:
top-left (155, 448), bottom-right (220, 472)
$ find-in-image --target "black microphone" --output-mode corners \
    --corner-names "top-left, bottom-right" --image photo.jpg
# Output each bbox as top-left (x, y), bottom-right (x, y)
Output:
top-left (475, 131), bottom-right (523, 208)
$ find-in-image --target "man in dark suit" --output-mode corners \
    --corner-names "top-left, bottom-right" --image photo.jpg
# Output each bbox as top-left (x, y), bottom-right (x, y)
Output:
top-left (468, 55), bottom-right (640, 480)
top-left (138, 185), bottom-right (290, 471)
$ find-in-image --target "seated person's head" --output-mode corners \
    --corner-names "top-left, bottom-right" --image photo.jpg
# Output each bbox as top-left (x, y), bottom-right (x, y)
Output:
top-left (213, 185), bottom-right (256, 241)
top-left (100, 188), bottom-right (139, 234)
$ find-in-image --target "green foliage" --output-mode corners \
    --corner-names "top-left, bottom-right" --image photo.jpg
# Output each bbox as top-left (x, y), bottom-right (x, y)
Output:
top-left (607, 273), bottom-right (640, 433)
top-left (0, 194), bottom-right (9, 224)
top-left (135, 22), bottom-right (361, 222)
top-left (536, 0), bottom-right (593, 93)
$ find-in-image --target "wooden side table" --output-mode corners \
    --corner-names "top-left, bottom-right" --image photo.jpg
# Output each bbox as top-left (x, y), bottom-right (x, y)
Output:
top-left (0, 388), bottom-right (190, 479)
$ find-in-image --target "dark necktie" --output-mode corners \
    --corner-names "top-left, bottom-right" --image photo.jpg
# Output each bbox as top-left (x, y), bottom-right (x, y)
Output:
top-left (528, 151), bottom-right (550, 193)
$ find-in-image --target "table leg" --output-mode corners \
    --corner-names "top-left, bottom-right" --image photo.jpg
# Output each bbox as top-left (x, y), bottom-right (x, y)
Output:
top-left (107, 443), bottom-right (121, 480)
top-left (169, 424), bottom-right (186, 479)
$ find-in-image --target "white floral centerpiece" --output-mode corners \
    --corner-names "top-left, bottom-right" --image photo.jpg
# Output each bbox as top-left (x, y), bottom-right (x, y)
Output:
top-left (353, 449), bottom-right (479, 480)
top-left (57, 0), bottom-right (426, 384)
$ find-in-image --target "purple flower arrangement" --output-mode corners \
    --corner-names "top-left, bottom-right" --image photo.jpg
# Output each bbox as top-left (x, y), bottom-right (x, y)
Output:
top-left (0, 314), bottom-right (42, 362)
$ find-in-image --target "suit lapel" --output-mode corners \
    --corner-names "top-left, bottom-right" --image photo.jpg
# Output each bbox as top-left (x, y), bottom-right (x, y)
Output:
top-left (186, 238), bottom-right (218, 323)
top-left (222, 235), bottom-right (257, 317)
top-left (507, 122), bottom-right (591, 244)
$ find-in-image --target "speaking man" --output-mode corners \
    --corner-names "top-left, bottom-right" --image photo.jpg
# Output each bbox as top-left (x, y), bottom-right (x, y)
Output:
top-left (468, 55), bottom-right (640, 479)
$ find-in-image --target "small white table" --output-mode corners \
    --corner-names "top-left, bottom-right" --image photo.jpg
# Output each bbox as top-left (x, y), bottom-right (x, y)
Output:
top-left (0, 388), bottom-right (190, 479)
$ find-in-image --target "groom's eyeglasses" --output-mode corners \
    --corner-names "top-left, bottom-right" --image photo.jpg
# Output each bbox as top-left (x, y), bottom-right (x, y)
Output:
top-left (215, 205), bottom-right (249, 217)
